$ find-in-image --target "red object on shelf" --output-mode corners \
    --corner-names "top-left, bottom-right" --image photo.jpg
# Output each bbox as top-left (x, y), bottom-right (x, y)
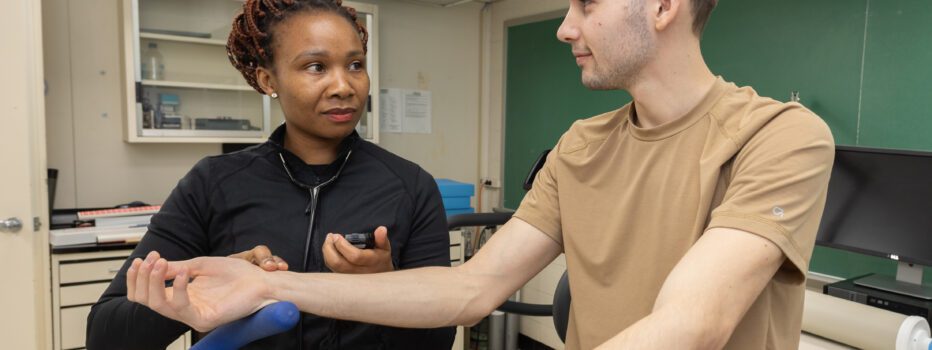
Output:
top-left (76, 205), bottom-right (161, 220)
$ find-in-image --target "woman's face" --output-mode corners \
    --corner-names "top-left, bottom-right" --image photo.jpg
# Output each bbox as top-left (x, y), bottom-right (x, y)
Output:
top-left (261, 11), bottom-right (369, 142)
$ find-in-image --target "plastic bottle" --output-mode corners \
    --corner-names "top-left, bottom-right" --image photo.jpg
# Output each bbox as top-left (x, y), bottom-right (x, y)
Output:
top-left (141, 42), bottom-right (165, 80)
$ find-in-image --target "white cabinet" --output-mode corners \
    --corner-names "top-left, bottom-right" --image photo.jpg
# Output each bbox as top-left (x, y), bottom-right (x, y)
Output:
top-left (119, 0), bottom-right (379, 144)
top-left (51, 249), bottom-right (189, 350)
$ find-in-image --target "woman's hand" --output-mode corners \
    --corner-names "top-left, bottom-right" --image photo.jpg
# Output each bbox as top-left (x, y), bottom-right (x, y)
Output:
top-left (322, 226), bottom-right (394, 274)
top-left (126, 251), bottom-right (277, 332)
top-left (229, 245), bottom-right (289, 271)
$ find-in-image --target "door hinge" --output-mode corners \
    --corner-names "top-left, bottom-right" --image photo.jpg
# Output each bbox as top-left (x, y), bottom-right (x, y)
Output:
top-left (33, 217), bottom-right (41, 231)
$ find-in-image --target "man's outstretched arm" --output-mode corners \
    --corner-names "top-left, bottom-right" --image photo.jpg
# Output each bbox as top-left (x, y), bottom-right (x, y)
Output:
top-left (595, 227), bottom-right (785, 349)
top-left (133, 218), bottom-right (562, 331)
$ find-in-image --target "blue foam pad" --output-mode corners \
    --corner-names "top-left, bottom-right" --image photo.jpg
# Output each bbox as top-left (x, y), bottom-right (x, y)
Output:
top-left (191, 301), bottom-right (300, 350)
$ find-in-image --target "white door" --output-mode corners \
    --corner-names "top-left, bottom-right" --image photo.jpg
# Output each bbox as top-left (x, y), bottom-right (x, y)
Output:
top-left (0, 0), bottom-right (52, 348)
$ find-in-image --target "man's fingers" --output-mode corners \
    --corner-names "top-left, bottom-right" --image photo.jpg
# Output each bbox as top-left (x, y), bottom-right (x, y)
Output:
top-left (135, 251), bottom-right (159, 302)
top-left (147, 259), bottom-right (174, 318)
top-left (170, 266), bottom-right (191, 311)
top-left (126, 258), bottom-right (141, 302)
top-left (374, 226), bottom-right (390, 251)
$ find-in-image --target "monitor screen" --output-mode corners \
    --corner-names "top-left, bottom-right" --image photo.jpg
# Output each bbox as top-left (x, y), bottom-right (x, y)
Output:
top-left (816, 146), bottom-right (932, 266)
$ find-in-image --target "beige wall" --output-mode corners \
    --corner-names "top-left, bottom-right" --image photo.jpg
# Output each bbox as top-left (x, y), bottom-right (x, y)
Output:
top-left (479, 0), bottom-right (566, 212)
top-left (43, 0), bottom-right (483, 209)
top-left (355, 0), bottom-right (483, 186)
top-left (483, 1), bottom-right (568, 348)
top-left (43, 0), bottom-right (219, 208)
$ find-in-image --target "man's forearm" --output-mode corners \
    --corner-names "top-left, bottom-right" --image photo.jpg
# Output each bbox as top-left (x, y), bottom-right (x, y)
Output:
top-left (268, 265), bottom-right (498, 328)
top-left (594, 302), bottom-right (729, 350)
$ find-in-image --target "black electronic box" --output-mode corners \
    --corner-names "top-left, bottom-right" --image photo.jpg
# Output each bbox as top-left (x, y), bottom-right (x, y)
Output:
top-left (824, 275), bottom-right (932, 324)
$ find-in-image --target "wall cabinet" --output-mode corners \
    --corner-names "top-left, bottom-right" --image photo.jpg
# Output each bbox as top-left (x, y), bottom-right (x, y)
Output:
top-left (119, 0), bottom-right (379, 143)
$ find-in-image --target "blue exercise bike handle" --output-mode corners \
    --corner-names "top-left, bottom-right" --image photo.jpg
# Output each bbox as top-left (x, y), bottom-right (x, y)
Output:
top-left (190, 301), bottom-right (300, 350)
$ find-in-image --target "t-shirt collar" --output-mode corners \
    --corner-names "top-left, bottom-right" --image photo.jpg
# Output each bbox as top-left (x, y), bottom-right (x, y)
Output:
top-left (627, 76), bottom-right (729, 141)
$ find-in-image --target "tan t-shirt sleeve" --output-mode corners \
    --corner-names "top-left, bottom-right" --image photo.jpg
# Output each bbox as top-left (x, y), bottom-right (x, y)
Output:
top-left (513, 139), bottom-right (565, 248)
top-left (708, 110), bottom-right (835, 284)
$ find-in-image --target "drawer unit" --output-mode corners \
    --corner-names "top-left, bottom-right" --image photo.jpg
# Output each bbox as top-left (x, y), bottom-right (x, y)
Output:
top-left (60, 306), bottom-right (91, 350)
top-left (60, 283), bottom-right (110, 307)
top-left (52, 249), bottom-right (190, 349)
top-left (59, 258), bottom-right (125, 284)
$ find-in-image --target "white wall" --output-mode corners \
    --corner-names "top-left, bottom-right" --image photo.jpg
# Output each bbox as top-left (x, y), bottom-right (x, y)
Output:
top-left (43, 0), bottom-right (483, 208)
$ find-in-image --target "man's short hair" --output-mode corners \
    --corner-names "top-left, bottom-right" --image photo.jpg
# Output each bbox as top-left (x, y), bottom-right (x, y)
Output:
top-left (691, 0), bottom-right (718, 36)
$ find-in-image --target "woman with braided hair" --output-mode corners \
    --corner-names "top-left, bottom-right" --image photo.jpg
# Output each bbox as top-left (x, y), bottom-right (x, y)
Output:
top-left (87, 1), bottom-right (455, 348)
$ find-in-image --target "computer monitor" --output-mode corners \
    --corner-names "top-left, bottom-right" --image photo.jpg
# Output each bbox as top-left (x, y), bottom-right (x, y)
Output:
top-left (816, 145), bottom-right (932, 299)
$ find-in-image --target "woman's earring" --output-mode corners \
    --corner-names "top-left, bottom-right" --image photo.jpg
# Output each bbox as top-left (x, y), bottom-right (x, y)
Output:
top-left (270, 92), bottom-right (279, 99)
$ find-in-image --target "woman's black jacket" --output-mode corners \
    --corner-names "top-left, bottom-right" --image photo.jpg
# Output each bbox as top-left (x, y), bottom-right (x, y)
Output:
top-left (86, 125), bottom-right (454, 349)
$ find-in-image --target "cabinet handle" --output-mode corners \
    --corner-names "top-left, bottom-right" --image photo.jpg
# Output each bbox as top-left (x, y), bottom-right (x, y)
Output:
top-left (108, 268), bottom-right (121, 274)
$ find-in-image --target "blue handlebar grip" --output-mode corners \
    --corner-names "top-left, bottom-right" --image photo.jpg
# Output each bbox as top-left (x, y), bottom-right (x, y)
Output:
top-left (190, 301), bottom-right (300, 350)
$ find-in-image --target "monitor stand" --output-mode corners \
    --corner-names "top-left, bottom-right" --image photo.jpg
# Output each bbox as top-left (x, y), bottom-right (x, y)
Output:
top-left (854, 262), bottom-right (932, 300)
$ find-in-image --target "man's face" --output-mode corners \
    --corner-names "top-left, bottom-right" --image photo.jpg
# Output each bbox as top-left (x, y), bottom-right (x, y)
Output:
top-left (557, 0), bottom-right (655, 90)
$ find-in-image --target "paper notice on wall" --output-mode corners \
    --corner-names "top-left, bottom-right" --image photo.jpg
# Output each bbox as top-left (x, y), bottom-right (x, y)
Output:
top-left (379, 89), bottom-right (403, 133)
top-left (379, 88), bottom-right (432, 134)
top-left (402, 90), bottom-right (431, 134)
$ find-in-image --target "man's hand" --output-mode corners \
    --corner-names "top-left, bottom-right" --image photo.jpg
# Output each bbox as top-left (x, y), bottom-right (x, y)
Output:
top-left (229, 245), bottom-right (289, 271)
top-left (126, 251), bottom-right (276, 332)
top-left (322, 226), bottom-right (394, 274)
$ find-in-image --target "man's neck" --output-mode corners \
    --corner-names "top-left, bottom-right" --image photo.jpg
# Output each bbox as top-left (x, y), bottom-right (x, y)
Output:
top-left (284, 129), bottom-right (342, 165)
top-left (628, 47), bottom-right (717, 129)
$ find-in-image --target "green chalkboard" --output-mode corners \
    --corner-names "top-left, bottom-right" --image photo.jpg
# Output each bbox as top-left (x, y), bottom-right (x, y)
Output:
top-left (503, 17), bottom-right (630, 210)
top-left (503, 0), bottom-right (932, 283)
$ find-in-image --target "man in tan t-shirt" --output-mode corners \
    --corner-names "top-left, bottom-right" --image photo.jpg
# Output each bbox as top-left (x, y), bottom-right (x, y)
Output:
top-left (126, 0), bottom-right (834, 349)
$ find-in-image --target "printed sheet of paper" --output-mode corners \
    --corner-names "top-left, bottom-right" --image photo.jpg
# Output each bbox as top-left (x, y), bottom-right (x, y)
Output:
top-left (402, 90), bottom-right (431, 134)
top-left (379, 88), bottom-right (403, 133)
top-left (378, 88), bottom-right (431, 134)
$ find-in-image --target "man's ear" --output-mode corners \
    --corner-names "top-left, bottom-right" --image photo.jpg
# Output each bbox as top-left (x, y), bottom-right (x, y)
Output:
top-left (654, 0), bottom-right (683, 32)
top-left (256, 66), bottom-right (276, 96)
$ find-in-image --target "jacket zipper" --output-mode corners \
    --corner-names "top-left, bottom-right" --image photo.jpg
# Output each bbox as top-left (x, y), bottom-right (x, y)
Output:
top-left (279, 149), bottom-right (353, 349)
top-left (303, 186), bottom-right (321, 271)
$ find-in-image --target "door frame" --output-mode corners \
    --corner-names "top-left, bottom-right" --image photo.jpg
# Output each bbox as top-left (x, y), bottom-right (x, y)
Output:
top-left (1, 0), bottom-right (52, 348)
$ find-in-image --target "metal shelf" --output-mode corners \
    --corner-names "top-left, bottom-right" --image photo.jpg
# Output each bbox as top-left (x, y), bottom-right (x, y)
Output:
top-left (139, 32), bottom-right (226, 46)
top-left (141, 79), bottom-right (253, 91)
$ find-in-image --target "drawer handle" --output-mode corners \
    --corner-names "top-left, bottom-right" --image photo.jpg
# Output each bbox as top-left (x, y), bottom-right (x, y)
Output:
top-left (108, 268), bottom-right (121, 274)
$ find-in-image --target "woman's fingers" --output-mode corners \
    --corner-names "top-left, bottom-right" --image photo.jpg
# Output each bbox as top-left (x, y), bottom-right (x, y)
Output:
top-left (271, 255), bottom-right (289, 271)
top-left (373, 226), bottom-right (391, 251)
top-left (333, 235), bottom-right (366, 264)
top-left (322, 234), bottom-right (350, 272)
top-left (250, 245), bottom-right (278, 271)
top-left (229, 245), bottom-right (282, 271)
